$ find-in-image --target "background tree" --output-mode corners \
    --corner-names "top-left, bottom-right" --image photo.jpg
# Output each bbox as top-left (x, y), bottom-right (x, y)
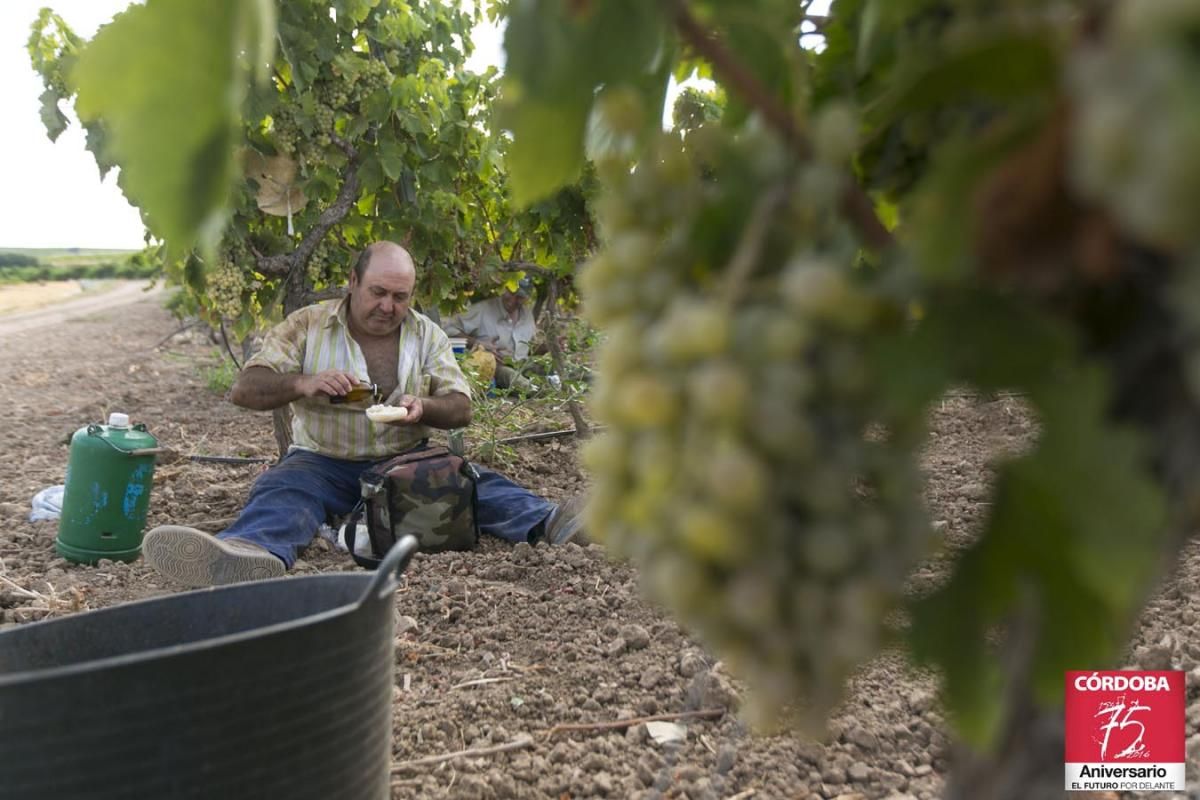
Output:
top-left (30, 0), bottom-right (596, 450)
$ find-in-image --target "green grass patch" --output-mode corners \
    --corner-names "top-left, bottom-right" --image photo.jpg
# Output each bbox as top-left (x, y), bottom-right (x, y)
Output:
top-left (200, 352), bottom-right (239, 395)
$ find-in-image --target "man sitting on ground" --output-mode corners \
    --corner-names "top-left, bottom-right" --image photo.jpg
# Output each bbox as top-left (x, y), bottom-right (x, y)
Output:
top-left (442, 278), bottom-right (539, 394)
top-left (143, 242), bottom-right (582, 588)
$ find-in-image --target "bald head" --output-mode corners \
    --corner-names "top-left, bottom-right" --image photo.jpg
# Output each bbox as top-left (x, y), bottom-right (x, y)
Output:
top-left (346, 241), bottom-right (417, 338)
top-left (353, 241), bottom-right (415, 283)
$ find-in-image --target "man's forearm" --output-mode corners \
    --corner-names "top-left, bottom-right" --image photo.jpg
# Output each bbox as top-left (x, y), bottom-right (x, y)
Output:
top-left (230, 367), bottom-right (305, 410)
top-left (420, 392), bottom-right (471, 429)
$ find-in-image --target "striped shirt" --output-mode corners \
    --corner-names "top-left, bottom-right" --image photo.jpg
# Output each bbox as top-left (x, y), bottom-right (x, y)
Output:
top-left (246, 299), bottom-right (470, 460)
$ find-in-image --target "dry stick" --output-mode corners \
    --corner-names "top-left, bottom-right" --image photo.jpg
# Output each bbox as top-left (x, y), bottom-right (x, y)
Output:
top-left (664, 0), bottom-right (894, 251)
top-left (544, 708), bottom-right (726, 739)
top-left (187, 454), bottom-right (273, 465)
top-left (153, 319), bottom-right (204, 349)
top-left (0, 573), bottom-right (46, 601)
top-left (449, 676), bottom-right (515, 691)
top-left (391, 736), bottom-right (535, 772)
top-left (725, 789), bottom-right (757, 800)
top-left (497, 426), bottom-right (608, 446)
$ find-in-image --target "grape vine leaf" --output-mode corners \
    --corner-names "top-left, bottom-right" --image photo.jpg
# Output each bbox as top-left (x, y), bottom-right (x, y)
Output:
top-left (37, 89), bottom-right (68, 142)
top-left (910, 362), bottom-right (1166, 746)
top-left (502, 0), bottom-right (667, 205)
top-left (70, 0), bottom-right (274, 254)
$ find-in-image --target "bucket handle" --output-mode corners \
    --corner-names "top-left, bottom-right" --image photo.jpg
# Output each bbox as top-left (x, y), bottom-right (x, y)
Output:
top-left (362, 534), bottom-right (419, 605)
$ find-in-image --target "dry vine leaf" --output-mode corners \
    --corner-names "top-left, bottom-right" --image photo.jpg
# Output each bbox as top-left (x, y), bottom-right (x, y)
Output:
top-left (242, 149), bottom-right (308, 218)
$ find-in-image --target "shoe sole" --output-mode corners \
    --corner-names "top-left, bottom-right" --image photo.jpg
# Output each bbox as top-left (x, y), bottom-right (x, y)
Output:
top-left (143, 526), bottom-right (285, 587)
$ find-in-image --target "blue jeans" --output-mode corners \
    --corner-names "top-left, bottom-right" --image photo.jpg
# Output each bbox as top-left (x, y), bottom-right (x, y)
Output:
top-left (218, 449), bottom-right (555, 567)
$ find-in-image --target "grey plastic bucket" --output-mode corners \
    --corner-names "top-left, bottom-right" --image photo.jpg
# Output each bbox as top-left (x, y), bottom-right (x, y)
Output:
top-left (0, 536), bottom-right (418, 800)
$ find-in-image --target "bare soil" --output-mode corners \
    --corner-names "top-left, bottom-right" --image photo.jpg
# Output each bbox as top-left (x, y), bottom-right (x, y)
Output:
top-left (0, 293), bottom-right (1196, 800)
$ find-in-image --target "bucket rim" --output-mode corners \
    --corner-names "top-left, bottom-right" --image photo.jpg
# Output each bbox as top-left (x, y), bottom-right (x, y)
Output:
top-left (0, 571), bottom-right (380, 688)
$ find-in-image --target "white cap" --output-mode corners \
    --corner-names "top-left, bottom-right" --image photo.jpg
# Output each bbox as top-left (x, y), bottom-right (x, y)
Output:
top-left (107, 412), bottom-right (130, 428)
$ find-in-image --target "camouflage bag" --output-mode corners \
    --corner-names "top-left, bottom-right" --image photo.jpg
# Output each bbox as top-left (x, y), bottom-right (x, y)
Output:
top-left (346, 446), bottom-right (479, 568)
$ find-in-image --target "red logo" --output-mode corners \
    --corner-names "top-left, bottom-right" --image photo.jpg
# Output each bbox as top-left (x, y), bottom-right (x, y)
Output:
top-left (1064, 671), bottom-right (1185, 791)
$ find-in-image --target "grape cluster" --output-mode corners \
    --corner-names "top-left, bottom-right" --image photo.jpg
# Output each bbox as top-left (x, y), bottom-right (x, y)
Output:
top-left (271, 114), bottom-right (301, 157)
top-left (357, 59), bottom-right (393, 98)
top-left (206, 238), bottom-right (251, 319)
top-left (305, 236), bottom-right (343, 287)
top-left (1067, 1), bottom-right (1200, 251)
top-left (581, 128), bottom-right (931, 729)
top-left (285, 58), bottom-right (392, 166)
top-left (320, 57), bottom-right (392, 111)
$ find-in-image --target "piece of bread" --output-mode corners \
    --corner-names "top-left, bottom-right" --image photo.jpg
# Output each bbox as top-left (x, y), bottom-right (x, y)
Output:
top-left (365, 404), bottom-right (409, 423)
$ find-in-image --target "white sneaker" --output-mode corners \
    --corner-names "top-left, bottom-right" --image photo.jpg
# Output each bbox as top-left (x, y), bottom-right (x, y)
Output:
top-left (143, 525), bottom-right (285, 587)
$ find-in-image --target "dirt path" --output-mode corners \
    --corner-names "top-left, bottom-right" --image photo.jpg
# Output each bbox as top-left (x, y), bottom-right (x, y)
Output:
top-left (0, 280), bottom-right (165, 337)
top-left (0, 293), bottom-right (1194, 800)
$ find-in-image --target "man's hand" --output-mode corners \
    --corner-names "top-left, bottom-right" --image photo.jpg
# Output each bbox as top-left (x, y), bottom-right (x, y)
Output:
top-left (471, 336), bottom-right (501, 356)
top-left (297, 370), bottom-right (361, 399)
top-left (395, 394), bottom-right (424, 424)
top-left (384, 392), bottom-right (470, 429)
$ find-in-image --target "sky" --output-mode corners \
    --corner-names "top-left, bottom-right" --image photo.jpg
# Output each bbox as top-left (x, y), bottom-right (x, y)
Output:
top-left (0, 0), bottom-right (828, 250)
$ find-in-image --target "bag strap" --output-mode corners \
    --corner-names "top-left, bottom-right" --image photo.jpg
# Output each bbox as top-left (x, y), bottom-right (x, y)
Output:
top-left (462, 459), bottom-right (482, 544)
top-left (343, 501), bottom-right (385, 570)
top-left (382, 445), bottom-right (452, 469)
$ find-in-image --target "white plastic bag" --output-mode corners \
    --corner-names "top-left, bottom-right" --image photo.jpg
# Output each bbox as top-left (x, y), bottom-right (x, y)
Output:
top-left (29, 485), bottom-right (65, 522)
top-left (317, 520), bottom-right (373, 557)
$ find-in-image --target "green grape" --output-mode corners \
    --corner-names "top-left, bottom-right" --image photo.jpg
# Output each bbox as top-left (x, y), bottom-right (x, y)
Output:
top-left (651, 300), bottom-right (730, 365)
top-left (704, 439), bottom-right (769, 514)
top-left (811, 101), bottom-right (860, 166)
top-left (675, 505), bottom-right (742, 564)
top-left (594, 85), bottom-right (646, 136)
top-left (686, 360), bottom-right (751, 427)
top-left (612, 374), bottom-right (677, 428)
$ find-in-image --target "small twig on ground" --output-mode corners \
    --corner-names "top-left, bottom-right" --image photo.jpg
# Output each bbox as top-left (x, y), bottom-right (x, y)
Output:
top-left (154, 319), bottom-right (204, 349)
top-left (397, 640), bottom-right (459, 657)
top-left (725, 789), bottom-right (758, 800)
top-left (392, 737), bottom-right (535, 772)
top-left (187, 454), bottom-right (273, 465)
top-left (449, 676), bottom-right (515, 691)
top-left (497, 426), bottom-right (606, 446)
top-left (0, 573), bottom-right (46, 601)
top-left (389, 778), bottom-right (424, 789)
top-left (544, 708), bottom-right (727, 739)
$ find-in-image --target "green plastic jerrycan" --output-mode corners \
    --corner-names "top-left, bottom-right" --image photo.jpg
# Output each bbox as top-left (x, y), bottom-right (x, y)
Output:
top-left (56, 413), bottom-right (161, 565)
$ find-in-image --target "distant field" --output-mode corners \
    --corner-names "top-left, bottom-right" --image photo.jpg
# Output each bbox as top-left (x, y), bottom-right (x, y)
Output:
top-left (0, 247), bottom-right (153, 285)
top-left (0, 247), bottom-right (139, 267)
